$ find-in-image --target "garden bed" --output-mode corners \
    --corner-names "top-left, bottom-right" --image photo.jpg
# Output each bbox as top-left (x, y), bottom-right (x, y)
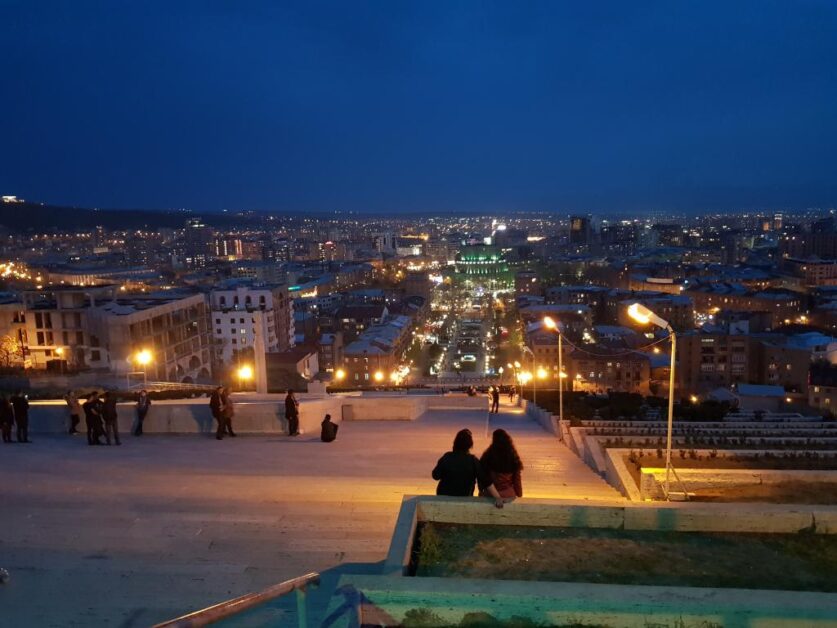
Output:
top-left (619, 453), bottom-right (837, 503)
top-left (413, 523), bottom-right (837, 592)
top-left (690, 482), bottom-right (837, 504)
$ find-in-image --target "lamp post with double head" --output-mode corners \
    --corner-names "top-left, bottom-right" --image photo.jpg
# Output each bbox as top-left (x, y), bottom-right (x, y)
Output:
top-left (628, 302), bottom-right (677, 498)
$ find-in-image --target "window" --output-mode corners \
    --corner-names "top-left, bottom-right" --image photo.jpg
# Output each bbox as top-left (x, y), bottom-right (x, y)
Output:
top-left (91, 350), bottom-right (101, 361)
top-left (239, 318), bottom-right (245, 323)
top-left (216, 318), bottom-right (221, 324)
top-left (232, 339), bottom-right (237, 345)
top-left (216, 329), bottom-right (222, 334)
top-left (240, 329), bottom-right (246, 334)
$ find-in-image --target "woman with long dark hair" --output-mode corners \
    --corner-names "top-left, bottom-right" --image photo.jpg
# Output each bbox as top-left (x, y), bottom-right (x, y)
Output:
top-left (480, 429), bottom-right (523, 500)
top-left (432, 428), bottom-right (504, 508)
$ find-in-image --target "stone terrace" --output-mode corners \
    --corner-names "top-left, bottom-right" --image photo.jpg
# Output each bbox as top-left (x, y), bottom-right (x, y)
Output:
top-left (0, 399), bottom-right (620, 627)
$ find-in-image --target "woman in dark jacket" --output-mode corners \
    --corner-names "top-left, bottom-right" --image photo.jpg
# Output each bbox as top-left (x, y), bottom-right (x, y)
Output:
top-left (432, 429), bottom-right (504, 508)
top-left (480, 429), bottom-right (523, 501)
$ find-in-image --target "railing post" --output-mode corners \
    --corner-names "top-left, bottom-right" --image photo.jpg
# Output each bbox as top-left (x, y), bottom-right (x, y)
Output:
top-left (296, 586), bottom-right (308, 628)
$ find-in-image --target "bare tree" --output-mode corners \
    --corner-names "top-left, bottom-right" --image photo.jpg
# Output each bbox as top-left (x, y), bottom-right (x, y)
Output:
top-left (0, 335), bottom-right (24, 369)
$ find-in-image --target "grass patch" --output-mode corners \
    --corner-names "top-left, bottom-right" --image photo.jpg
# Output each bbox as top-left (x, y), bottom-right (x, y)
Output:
top-left (413, 523), bottom-right (837, 592)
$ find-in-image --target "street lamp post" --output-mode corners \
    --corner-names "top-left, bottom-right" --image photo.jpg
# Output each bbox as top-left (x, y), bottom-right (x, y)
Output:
top-left (135, 349), bottom-right (153, 387)
top-left (542, 316), bottom-right (565, 439)
top-left (521, 346), bottom-right (536, 406)
top-left (628, 302), bottom-right (677, 499)
top-left (55, 346), bottom-right (65, 375)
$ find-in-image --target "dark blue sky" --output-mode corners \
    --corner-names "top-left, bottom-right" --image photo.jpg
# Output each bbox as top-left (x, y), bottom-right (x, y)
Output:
top-left (2, 1), bottom-right (836, 214)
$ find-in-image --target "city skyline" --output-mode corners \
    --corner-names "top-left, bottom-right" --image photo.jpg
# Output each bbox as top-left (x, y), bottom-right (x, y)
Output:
top-left (2, 1), bottom-right (837, 213)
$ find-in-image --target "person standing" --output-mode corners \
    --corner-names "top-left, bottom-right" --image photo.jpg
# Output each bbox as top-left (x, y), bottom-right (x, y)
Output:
top-left (508, 385), bottom-right (516, 403)
top-left (480, 429), bottom-right (524, 501)
top-left (432, 428), bottom-right (504, 508)
top-left (320, 413), bottom-right (338, 442)
top-left (490, 386), bottom-right (500, 414)
top-left (64, 390), bottom-right (82, 435)
top-left (0, 395), bottom-right (14, 443)
top-left (102, 391), bottom-right (121, 446)
top-left (134, 390), bottom-right (151, 436)
top-left (10, 390), bottom-right (30, 443)
top-left (220, 387), bottom-right (236, 437)
top-left (83, 392), bottom-right (104, 445)
top-left (210, 386), bottom-right (224, 440)
top-left (285, 389), bottom-right (300, 436)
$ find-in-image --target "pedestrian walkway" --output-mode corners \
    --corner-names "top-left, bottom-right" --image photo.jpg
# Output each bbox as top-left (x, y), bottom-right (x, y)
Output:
top-left (0, 400), bottom-right (621, 627)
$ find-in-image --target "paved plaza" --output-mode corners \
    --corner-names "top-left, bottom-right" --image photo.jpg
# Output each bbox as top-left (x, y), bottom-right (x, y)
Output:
top-left (0, 401), bottom-right (621, 627)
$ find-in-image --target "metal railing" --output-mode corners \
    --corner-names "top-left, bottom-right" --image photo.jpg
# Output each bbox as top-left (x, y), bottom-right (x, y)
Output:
top-left (126, 381), bottom-right (217, 392)
top-left (152, 572), bottom-right (320, 628)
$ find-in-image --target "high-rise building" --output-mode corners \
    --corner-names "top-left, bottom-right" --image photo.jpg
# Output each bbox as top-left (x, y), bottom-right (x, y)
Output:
top-left (181, 219), bottom-right (213, 269)
top-left (569, 216), bottom-right (591, 246)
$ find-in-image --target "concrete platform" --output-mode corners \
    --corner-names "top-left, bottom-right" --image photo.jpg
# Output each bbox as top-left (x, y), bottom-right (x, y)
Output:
top-left (0, 401), bottom-right (621, 627)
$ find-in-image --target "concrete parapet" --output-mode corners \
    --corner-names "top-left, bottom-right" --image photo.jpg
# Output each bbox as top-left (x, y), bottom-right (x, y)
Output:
top-left (27, 392), bottom-right (442, 435)
top-left (328, 574), bottom-right (837, 628)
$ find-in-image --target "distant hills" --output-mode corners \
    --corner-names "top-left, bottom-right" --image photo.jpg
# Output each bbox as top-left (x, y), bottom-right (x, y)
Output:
top-left (0, 202), bottom-right (247, 232)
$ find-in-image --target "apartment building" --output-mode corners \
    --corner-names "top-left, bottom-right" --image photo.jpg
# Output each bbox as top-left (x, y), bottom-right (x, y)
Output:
top-left (9, 286), bottom-right (214, 382)
top-left (343, 315), bottom-right (413, 385)
top-left (567, 352), bottom-right (652, 395)
top-left (687, 284), bottom-right (803, 328)
top-left (676, 332), bottom-right (811, 396)
top-left (209, 282), bottom-right (293, 364)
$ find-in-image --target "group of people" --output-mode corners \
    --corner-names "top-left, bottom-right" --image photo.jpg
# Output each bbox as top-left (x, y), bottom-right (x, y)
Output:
top-left (63, 389), bottom-right (152, 445)
top-left (209, 386), bottom-right (237, 440)
top-left (208, 386), bottom-right (336, 442)
top-left (0, 392), bottom-right (31, 444)
top-left (432, 427), bottom-right (523, 508)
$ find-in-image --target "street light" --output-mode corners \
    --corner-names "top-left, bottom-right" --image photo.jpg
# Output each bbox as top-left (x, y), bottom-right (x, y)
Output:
top-left (628, 302), bottom-right (677, 499)
top-left (237, 364), bottom-right (253, 390)
top-left (134, 349), bottom-right (153, 386)
top-left (542, 316), bottom-right (565, 439)
top-left (55, 346), bottom-right (65, 375)
top-left (374, 370), bottom-right (384, 383)
top-left (335, 368), bottom-right (346, 382)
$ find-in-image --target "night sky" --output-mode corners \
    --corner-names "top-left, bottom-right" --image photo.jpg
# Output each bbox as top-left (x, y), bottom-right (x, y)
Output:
top-left (2, 1), bottom-right (836, 214)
